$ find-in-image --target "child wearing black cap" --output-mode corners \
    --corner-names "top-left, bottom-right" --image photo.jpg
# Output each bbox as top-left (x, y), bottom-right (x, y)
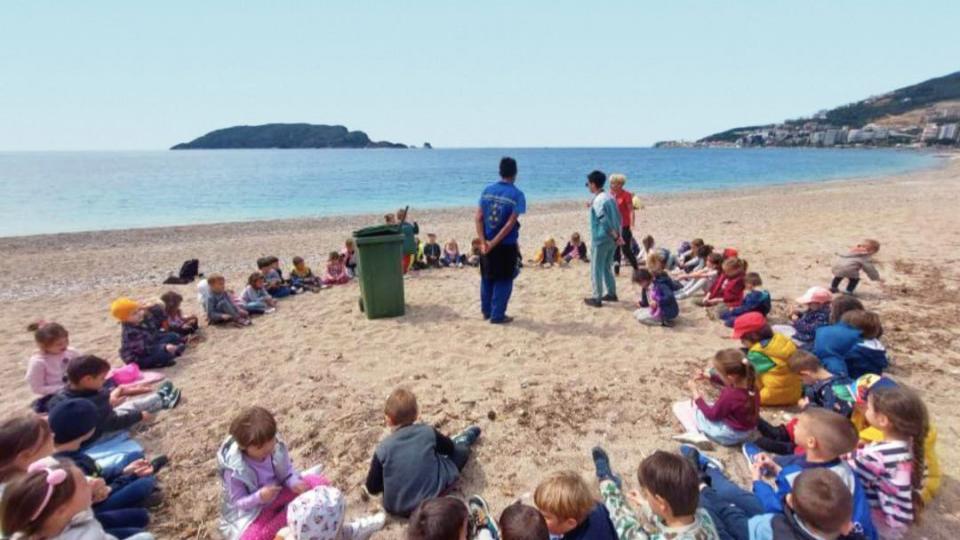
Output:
top-left (49, 398), bottom-right (166, 538)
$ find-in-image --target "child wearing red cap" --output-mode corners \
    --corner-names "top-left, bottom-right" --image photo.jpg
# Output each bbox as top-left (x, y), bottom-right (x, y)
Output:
top-left (734, 313), bottom-right (802, 407)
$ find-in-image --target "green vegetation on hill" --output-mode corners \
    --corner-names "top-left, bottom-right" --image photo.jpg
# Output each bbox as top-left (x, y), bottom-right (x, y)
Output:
top-left (171, 123), bottom-right (407, 150)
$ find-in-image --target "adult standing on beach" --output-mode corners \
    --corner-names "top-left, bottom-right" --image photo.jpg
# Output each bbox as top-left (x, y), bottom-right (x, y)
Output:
top-left (476, 157), bottom-right (526, 324)
top-left (609, 173), bottom-right (639, 275)
top-left (584, 170), bottom-right (623, 307)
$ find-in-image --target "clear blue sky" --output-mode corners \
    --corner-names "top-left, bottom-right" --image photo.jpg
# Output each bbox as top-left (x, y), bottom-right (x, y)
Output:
top-left (2, 1), bottom-right (958, 150)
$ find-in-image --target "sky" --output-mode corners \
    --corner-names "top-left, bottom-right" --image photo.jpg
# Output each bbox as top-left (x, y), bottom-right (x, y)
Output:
top-left (1, 1), bottom-right (959, 150)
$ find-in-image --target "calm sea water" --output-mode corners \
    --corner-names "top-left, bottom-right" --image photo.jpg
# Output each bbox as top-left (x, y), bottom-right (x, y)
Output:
top-left (0, 148), bottom-right (935, 237)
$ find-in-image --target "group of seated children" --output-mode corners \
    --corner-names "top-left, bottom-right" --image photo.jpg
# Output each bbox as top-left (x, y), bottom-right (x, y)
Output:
top-left (408, 234), bottom-right (480, 270)
top-left (5, 320), bottom-right (188, 539)
top-left (530, 233), bottom-right (591, 267)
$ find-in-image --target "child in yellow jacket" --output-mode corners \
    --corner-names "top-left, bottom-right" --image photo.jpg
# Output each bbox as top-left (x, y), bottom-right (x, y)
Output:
top-left (732, 313), bottom-right (802, 406)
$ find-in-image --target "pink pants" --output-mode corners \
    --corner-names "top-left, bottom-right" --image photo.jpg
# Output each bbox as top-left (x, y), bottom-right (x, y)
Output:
top-left (239, 474), bottom-right (329, 540)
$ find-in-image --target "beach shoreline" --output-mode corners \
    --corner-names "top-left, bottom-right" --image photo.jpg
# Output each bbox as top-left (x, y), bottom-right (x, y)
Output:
top-left (1, 157), bottom-right (959, 538)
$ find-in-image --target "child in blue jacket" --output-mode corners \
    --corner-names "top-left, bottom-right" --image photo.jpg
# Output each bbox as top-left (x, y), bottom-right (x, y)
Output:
top-left (839, 310), bottom-right (889, 378)
top-left (721, 273), bottom-right (770, 327)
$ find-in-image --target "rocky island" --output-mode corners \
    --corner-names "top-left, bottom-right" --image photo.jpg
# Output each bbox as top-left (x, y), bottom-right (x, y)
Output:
top-left (171, 123), bottom-right (407, 150)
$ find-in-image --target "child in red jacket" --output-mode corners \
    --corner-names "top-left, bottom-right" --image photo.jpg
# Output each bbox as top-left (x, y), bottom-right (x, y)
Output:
top-left (698, 258), bottom-right (746, 316)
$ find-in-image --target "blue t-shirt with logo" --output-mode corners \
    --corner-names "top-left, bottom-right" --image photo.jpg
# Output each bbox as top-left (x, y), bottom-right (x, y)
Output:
top-left (479, 181), bottom-right (526, 245)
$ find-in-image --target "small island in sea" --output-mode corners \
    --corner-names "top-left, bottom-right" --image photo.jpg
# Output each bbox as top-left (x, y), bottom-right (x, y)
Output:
top-left (171, 123), bottom-right (407, 150)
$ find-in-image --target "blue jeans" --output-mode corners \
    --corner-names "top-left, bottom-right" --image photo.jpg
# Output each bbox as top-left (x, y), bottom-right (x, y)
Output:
top-left (699, 469), bottom-right (763, 540)
top-left (96, 507), bottom-right (149, 539)
top-left (481, 277), bottom-right (515, 322)
top-left (591, 242), bottom-right (617, 299)
top-left (95, 475), bottom-right (156, 511)
top-left (269, 285), bottom-right (293, 298)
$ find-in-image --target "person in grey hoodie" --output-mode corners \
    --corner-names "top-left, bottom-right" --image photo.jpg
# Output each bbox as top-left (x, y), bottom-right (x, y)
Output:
top-left (830, 239), bottom-right (882, 294)
top-left (364, 388), bottom-right (481, 517)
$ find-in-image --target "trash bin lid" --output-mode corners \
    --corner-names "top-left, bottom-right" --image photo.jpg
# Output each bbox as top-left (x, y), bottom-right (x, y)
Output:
top-left (353, 224), bottom-right (402, 238)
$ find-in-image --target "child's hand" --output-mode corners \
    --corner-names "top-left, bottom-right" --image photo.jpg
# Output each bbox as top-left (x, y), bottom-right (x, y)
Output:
top-left (109, 387), bottom-right (126, 407)
top-left (626, 489), bottom-right (645, 508)
top-left (750, 461), bottom-right (766, 481)
top-left (164, 344), bottom-right (177, 354)
top-left (123, 459), bottom-right (154, 477)
top-left (291, 481), bottom-right (309, 495)
top-left (755, 454), bottom-right (781, 475)
top-left (686, 380), bottom-right (700, 398)
top-left (259, 485), bottom-right (282, 503)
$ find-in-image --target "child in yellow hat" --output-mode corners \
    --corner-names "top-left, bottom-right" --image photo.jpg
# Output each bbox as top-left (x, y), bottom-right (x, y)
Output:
top-left (111, 297), bottom-right (185, 369)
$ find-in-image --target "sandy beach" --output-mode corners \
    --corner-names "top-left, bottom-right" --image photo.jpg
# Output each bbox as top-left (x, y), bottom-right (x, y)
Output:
top-left (2, 157), bottom-right (959, 539)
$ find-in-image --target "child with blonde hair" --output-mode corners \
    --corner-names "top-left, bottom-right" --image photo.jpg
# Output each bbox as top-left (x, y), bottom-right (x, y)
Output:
top-left (342, 239), bottom-right (359, 277)
top-left (561, 233), bottom-right (589, 264)
top-left (441, 239), bottom-right (466, 268)
top-left (831, 239), bottom-right (882, 294)
top-left (24, 321), bottom-right (79, 412)
top-left (533, 470), bottom-right (617, 540)
top-left (533, 237), bottom-right (561, 267)
top-left (290, 256), bottom-right (323, 292)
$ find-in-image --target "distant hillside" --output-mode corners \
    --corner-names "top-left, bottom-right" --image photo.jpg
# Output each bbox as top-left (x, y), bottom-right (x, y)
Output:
top-left (171, 123), bottom-right (407, 150)
top-left (697, 70), bottom-right (960, 145)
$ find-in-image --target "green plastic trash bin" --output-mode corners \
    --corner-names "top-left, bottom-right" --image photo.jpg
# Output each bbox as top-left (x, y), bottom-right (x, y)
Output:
top-left (353, 224), bottom-right (406, 319)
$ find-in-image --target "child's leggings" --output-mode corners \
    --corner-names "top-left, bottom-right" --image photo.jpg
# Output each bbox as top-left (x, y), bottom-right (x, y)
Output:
top-left (239, 474), bottom-right (330, 540)
top-left (599, 480), bottom-right (645, 540)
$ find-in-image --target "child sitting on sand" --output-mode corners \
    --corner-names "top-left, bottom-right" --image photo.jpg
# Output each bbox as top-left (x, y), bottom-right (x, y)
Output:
top-left (218, 406), bottom-right (330, 540)
top-left (772, 286), bottom-right (833, 350)
top-left (364, 388), bottom-right (481, 517)
top-left (698, 258), bottom-right (746, 313)
top-left (441, 239), bottom-right (466, 268)
top-left (831, 239), bottom-right (883, 295)
top-left (0, 415), bottom-right (55, 492)
top-left (342, 239), bottom-right (359, 277)
top-left (112, 297), bottom-right (185, 369)
top-left (590, 448), bottom-right (719, 540)
top-left (47, 355), bottom-right (180, 443)
top-left (753, 350), bottom-right (854, 455)
top-left (840, 310), bottom-right (889, 378)
top-left (24, 321), bottom-right (79, 413)
top-left (49, 398), bottom-right (160, 537)
top-left (466, 238), bottom-right (483, 267)
top-left (533, 237), bottom-right (562, 267)
top-left (719, 272), bottom-right (770, 327)
top-left (561, 233), bottom-right (589, 264)
top-left (423, 234), bottom-right (442, 268)
top-left (322, 252), bottom-right (350, 285)
top-left (406, 497), bottom-right (470, 540)
top-left (848, 385), bottom-right (928, 539)
top-left (533, 470), bottom-right (617, 540)
top-left (275, 485), bottom-right (384, 540)
top-left (674, 252), bottom-right (722, 301)
top-left (632, 265), bottom-right (679, 327)
top-left (674, 348), bottom-right (759, 446)
top-left (734, 313), bottom-right (802, 407)
top-left (160, 291), bottom-right (200, 336)
top-left (677, 243), bottom-right (711, 274)
top-left (242, 273), bottom-right (278, 314)
top-left (205, 274), bottom-right (254, 326)
top-left (290, 256), bottom-right (323, 292)
top-left (0, 456), bottom-right (132, 540)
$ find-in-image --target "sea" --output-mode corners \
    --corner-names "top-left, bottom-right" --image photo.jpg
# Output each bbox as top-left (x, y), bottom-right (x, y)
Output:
top-left (0, 147), bottom-right (937, 237)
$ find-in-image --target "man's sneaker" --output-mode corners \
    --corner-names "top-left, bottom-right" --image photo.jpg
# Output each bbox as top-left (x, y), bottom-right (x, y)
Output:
top-left (591, 447), bottom-right (622, 489)
top-left (469, 495), bottom-right (501, 540)
top-left (343, 512), bottom-right (386, 540)
top-left (453, 426), bottom-right (482, 446)
top-left (602, 294), bottom-right (619, 302)
top-left (584, 298), bottom-right (602, 308)
top-left (161, 388), bottom-right (181, 409)
top-left (679, 444), bottom-right (724, 472)
top-left (742, 441), bottom-right (764, 468)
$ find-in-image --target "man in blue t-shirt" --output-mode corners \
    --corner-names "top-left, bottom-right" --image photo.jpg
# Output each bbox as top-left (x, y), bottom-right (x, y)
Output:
top-left (475, 157), bottom-right (526, 324)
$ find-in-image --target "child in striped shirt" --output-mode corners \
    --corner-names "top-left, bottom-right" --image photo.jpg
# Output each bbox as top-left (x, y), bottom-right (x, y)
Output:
top-left (848, 385), bottom-right (929, 539)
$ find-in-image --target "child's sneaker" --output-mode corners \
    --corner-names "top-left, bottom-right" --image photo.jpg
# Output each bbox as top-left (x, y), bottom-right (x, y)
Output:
top-left (468, 495), bottom-right (501, 540)
top-left (343, 512), bottom-right (386, 540)
top-left (679, 444), bottom-right (724, 472)
top-left (157, 381), bottom-right (174, 396)
top-left (672, 432), bottom-right (713, 450)
top-left (591, 447), bottom-right (622, 488)
top-left (742, 441), bottom-right (764, 468)
top-left (453, 426), bottom-right (482, 446)
top-left (161, 388), bottom-right (182, 409)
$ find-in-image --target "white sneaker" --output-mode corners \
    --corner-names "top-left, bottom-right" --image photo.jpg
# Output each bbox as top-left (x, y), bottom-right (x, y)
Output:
top-left (672, 432), bottom-right (713, 450)
top-left (343, 512), bottom-right (386, 540)
top-left (265, 307), bottom-right (277, 314)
